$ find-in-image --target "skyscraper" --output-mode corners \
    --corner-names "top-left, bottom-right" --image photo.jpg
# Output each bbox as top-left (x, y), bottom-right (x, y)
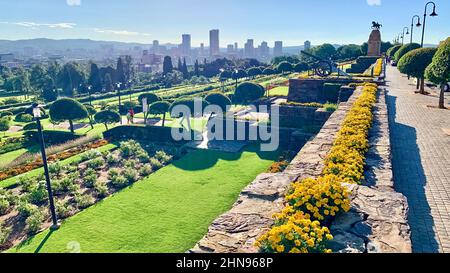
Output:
top-left (244, 39), bottom-right (254, 58)
top-left (152, 40), bottom-right (160, 54)
top-left (209, 29), bottom-right (220, 57)
top-left (200, 43), bottom-right (205, 56)
top-left (260, 41), bottom-right (269, 58)
top-left (181, 34), bottom-right (191, 56)
top-left (304, 40), bottom-right (311, 51)
top-left (234, 42), bottom-right (238, 51)
top-left (274, 41), bottom-right (283, 57)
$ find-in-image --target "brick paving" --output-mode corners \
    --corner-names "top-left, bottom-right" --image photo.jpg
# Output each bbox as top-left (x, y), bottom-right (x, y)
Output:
top-left (386, 65), bottom-right (450, 253)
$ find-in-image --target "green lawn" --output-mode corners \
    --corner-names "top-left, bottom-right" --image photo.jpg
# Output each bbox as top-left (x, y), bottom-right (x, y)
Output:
top-left (268, 86), bottom-right (289, 97)
top-left (10, 145), bottom-right (278, 253)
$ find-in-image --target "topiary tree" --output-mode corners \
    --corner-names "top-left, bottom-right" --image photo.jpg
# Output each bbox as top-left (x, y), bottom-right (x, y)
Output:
top-left (263, 68), bottom-right (276, 75)
top-left (205, 93), bottom-right (232, 120)
top-left (49, 98), bottom-right (89, 133)
top-left (294, 62), bottom-right (309, 73)
top-left (425, 37), bottom-right (450, 109)
top-left (234, 82), bottom-right (265, 104)
top-left (277, 62), bottom-right (293, 74)
top-left (148, 101), bottom-right (170, 127)
top-left (398, 47), bottom-right (437, 94)
top-left (138, 93), bottom-right (161, 122)
top-left (94, 110), bottom-right (121, 130)
top-left (170, 98), bottom-right (208, 131)
top-left (394, 43), bottom-right (421, 62)
top-left (0, 117), bottom-right (11, 135)
top-left (387, 45), bottom-right (402, 59)
top-left (84, 104), bottom-right (97, 129)
top-left (247, 67), bottom-right (262, 79)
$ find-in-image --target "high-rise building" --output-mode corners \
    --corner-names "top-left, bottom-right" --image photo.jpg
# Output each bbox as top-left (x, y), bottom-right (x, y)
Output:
top-left (234, 42), bottom-right (238, 51)
top-left (304, 40), bottom-right (311, 51)
top-left (152, 40), bottom-right (160, 54)
top-left (274, 41), bottom-right (283, 57)
top-left (209, 29), bottom-right (220, 57)
top-left (200, 43), bottom-right (205, 56)
top-left (227, 44), bottom-right (234, 54)
top-left (244, 39), bottom-right (254, 58)
top-left (181, 34), bottom-right (191, 56)
top-left (260, 41), bottom-right (269, 58)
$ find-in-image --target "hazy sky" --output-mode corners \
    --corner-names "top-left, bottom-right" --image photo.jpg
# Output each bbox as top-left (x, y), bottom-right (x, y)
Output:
top-left (0, 0), bottom-right (448, 46)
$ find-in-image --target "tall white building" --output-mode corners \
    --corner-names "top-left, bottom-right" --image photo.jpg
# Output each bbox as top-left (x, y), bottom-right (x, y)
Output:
top-left (209, 29), bottom-right (220, 57)
top-left (244, 39), bottom-right (254, 58)
top-left (274, 41), bottom-right (283, 57)
top-left (181, 34), bottom-right (191, 56)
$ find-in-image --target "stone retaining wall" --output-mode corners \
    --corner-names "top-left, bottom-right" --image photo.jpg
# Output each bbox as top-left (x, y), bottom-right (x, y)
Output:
top-left (190, 87), bottom-right (412, 253)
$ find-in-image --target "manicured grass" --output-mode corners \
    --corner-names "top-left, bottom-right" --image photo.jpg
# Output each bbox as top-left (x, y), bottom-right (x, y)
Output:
top-left (0, 145), bottom-right (39, 166)
top-left (0, 143), bottom-right (117, 189)
top-left (268, 86), bottom-right (289, 97)
top-left (10, 145), bottom-right (278, 253)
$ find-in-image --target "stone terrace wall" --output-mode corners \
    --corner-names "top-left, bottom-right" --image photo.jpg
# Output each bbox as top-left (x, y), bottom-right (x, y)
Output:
top-left (190, 87), bottom-right (412, 253)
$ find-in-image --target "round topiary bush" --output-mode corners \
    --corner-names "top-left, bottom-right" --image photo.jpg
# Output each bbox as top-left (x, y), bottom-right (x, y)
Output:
top-left (23, 122), bottom-right (38, 131)
top-left (387, 45), bottom-right (402, 59)
top-left (14, 113), bottom-right (33, 123)
top-left (425, 37), bottom-right (450, 109)
top-left (94, 110), bottom-right (121, 130)
top-left (234, 82), bottom-right (265, 104)
top-left (263, 68), bottom-right (276, 75)
top-left (398, 47), bottom-right (437, 93)
top-left (277, 62), bottom-right (293, 73)
top-left (49, 98), bottom-right (89, 133)
top-left (148, 101), bottom-right (170, 127)
top-left (204, 93), bottom-right (232, 112)
top-left (138, 93), bottom-right (160, 105)
top-left (294, 62), bottom-right (309, 72)
top-left (394, 43), bottom-right (421, 62)
top-left (246, 67), bottom-right (263, 78)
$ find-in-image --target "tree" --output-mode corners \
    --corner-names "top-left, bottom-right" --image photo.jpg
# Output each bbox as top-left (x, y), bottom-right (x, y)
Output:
top-left (84, 104), bottom-right (97, 129)
top-left (30, 64), bottom-right (47, 92)
top-left (398, 47), bottom-right (437, 94)
top-left (272, 56), bottom-right (300, 66)
top-left (182, 58), bottom-right (189, 79)
top-left (13, 68), bottom-right (32, 99)
top-left (294, 62), bottom-right (309, 73)
top-left (263, 68), bottom-right (276, 75)
top-left (116, 57), bottom-right (126, 84)
top-left (194, 60), bottom-right (200, 76)
top-left (170, 98), bottom-right (208, 131)
top-left (94, 110), bottom-right (121, 130)
top-left (0, 118), bottom-right (11, 136)
top-left (177, 58), bottom-right (183, 72)
top-left (387, 45), bottom-right (402, 59)
top-left (148, 101), bottom-right (170, 127)
top-left (163, 56), bottom-right (173, 75)
top-left (425, 37), bottom-right (450, 109)
top-left (277, 62), bottom-right (293, 74)
top-left (104, 73), bottom-right (114, 93)
top-left (219, 70), bottom-right (232, 80)
top-left (57, 62), bottom-right (86, 97)
top-left (394, 43), bottom-right (421, 62)
top-left (138, 93), bottom-right (161, 122)
top-left (337, 44), bottom-right (363, 60)
top-left (311, 44), bottom-right (337, 60)
top-left (247, 67), bottom-right (262, 79)
top-left (88, 62), bottom-right (102, 92)
top-left (234, 82), bottom-right (265, 104)
top-left (49, 98), bottom-right (89, 133)
top-left (205, 93), bottom-right (231, 113)
top-left (42, 76), bottom-right (58, 102)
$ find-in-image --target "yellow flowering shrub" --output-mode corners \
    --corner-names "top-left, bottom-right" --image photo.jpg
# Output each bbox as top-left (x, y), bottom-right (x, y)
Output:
top-left (373, 58), bottom-right (383, 76)
top-left (256, 83), bottom-right (378, 253)
top-left (256, 211), bottom-right (333, 253)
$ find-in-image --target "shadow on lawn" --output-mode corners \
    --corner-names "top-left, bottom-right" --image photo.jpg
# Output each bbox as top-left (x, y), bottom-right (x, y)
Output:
top-left (15, 229), bottom-right (55, 253)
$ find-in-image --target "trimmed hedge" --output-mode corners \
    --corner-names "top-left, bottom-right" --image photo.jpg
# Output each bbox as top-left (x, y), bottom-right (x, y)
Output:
top-left (103, 125), bottom-right (187, 143)
top-left (24, 130), bottom-right (83, 145)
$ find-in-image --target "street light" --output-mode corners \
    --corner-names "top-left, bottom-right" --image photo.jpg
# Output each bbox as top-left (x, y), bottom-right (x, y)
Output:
top-left (402, 27), bottom-right (409, 45)
top-left (32, 103), bottom-right (59, 230)
top-left (421, 1), bottom-right (438, 48)
top-left (234, 69), bottom-right (239, 91)
top-left (410, 15), bottom-right (422, 44)
top-left (128, 80), bottom-right (133, 102)
top-left (116, 82), bottom-right (123, 125)
top-left (87, 85), bottom-right (92, 106)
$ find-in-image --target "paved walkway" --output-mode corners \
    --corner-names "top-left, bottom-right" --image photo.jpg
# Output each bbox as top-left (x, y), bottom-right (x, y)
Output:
top-left (386, 65), bottom-right (450, 253)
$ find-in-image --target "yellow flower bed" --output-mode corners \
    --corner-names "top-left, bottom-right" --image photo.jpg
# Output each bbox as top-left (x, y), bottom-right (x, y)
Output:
top-left (256, 83), bottom-right (378, 253)
top-left (373, 58), bottom-right (383, 76)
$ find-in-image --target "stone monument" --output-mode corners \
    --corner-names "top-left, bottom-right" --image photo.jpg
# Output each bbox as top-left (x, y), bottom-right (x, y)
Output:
top-left (367, 21), bottom-right (382, 56)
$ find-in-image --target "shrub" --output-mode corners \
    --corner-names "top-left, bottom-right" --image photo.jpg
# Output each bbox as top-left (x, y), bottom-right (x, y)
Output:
top-left (148, 101), bottom-right (170, 127)
top-left (108, 168), bottom-right (120, 180)
top-left (394, 43), bottom-right (421, 62)
top-left (0, 118), bottom-right (11, 134)
top-left (277, 62), bottom-right (293, 73)
top-left (0, 111), bottom-right (13, 118)
top-left (125, 159), bottom-right (138, 169)
top-left (234, 82), bottom-right (265, 104)
top-left (17, 201), bottom-right (39, 218)
top-left (0, 222), bottom-right (11, 245)
top-left (4, 98), bottom-right (21, 105)
top-left (119, 140), bottom-right (142, 158)
top-left (204, 93), bottom-right (232, 112)
top-left (48, 161), bottom-right (63, 176)
top-left (83, 173), bottom-right (97, 188)
top-left (0, 198), bottom-right (10, 215)
top-left (263, 68), bottom-right (277, 75)
top-left (74, 193), bottom-right (94, 209)
top-left (81, 149), bottom-right (102, 162)
top-left (94, 181), bottom-right (109, 198)
top-left (138, 93), bottom-right (160, 105)
top-left (110, 175), bottom-right (129, 189)
top-left (14, 113), bottom-right (33, 123)
top-left (28, 181), bottom-right (48, 205)
top-left (49, 98), bottom-right (89, 133)
top-left (137, 151), bottom-right (150, 163)
top-left (26, 209), bottom-right (45, 234)
top-left (23, 122), bottom-right (38, 131)
top-left (94, 110), bottom-right (121, 130)
top-left (55, 200), bottom-right (73, 219)
top-left (87, 157), bottom-right (105, 170)
top-left (387, 45), bottom-right (402, 58)
top-left (150, 158), bottom-right (163, 170)
top-left (155, 151), bottom-right (172, 164)
top-left (123, 168), bottom-right (139, 183)
top-left (425, 37), bottom-right (450, 109)
top-left (106, 153), bottom-right (120, 165)
top-left (293, 62), bottom-right (309, 72)
top-left (139, 164), bottom-right (153, 176)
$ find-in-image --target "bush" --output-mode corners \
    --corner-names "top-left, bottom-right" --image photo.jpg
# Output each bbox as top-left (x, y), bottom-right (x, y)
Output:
top-left (277, 62), bottom-right (293, 73)
top-left (204, 93), bottom-right (232, 112)
top-left (234, 82), bottom-right (265, 104)
top-left (80, 149), bottom-right (102, 162)
top-left (17, 201), bottom-right (39, 218)
top-left (124, 159), bottom-right (138, 169)
top-left (55, 200), bottom-right (73, 219)
top-left (0, 198), bottom-right (10, 215)
top-left (74, 193), bottom-right (94, 209)
top-left (23, 122), bottom-right (38, 131)
top-left (294, 62), bottom-right (309, 72)
top-left (26, 209), bottom-right (45, 234)
top-left (425, 37), bottom-right (450, 109)
top-left (150, 158), bottom-right (163, 170)
top-left (0, 222), bottom-right (11, 245)
top-left (94, 181), bottom-right (109, 198)
top-left (49, 98), bottom-right (89, 133)
top-left (398, 47), bottom-right (437, 78)
top-left (155, 151), bottom-right (172, 164)
top-left (48, 161), bottom-right (63, 176)
top-left (263, 68), bottom-right (277, 75)
top-left (24, 130), bottom-right (82, 146)
top-left (14, 113), bottom-right (33, 123)
top-left (4, 98), bottom-right (21, 105)
top-left (110, 175), bottom-right (129, 189)
top-left (107, 168), bottom-right (120, 180)
top-left (394, 43), bottom-right (421, 62)
top-left (139, 164), bottom-right (153, 176)
top-left (28, 181), bottom-right (48, 205)
top-left (87, 157), bottom-right (105, 170)
top-left (137, 151), bottom-right (150, 163)
top-left (83, 173), bottom-right (97, 188)
top-left (94, 110), bottom-right (121, 130)
top-left (0, 111), bottom-right (13, 118)
top-left (106, 154), bottom-right (120, 165)
top-left (119, 140), bottom-right (142, 158)
top-left (123, 168), bottom-right (139, 183)
top-left (387, 45), bottom-right (402, 58)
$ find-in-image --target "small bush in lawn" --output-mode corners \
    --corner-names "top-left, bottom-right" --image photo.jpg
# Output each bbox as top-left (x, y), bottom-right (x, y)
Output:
top-left (106, 154), bottom-right (120, 165)
top-left (74, 193), bottom-right (94, 209)
top-left (26, 209), bottom-right (45, 234)
top-left (81, 149), bottom-right (102, 162)
top-left (0, 198), bottom-right (10, 215)
top-left (140, 164), bottom-right (153, 177)
top-left (137, 151), bottom-right (150, 163)
top-left (123, 168), bottom-right (139, 183)
top-left (108, 168), bottom-right (120, 180)
top-left (48, 161), bottom-right (63, 176)
top-left (55, 200), bottom-right (73, 219)
top-left (28, 181), bottom-right (48, 205)
top-left (17, 201), bottom-right (39, 218)
top-left (150, 157), bottom-right (163, 170)
top-left (83, 173), bottom-right (97, 188)
top-left (155, 151), bottom-right (172, 164)
top-left (53, 173), bottom-right (77, 194)
top-left (110, 175), bottom-right (129, 189)
top-left (0, 222), bottom-right (11, 245)
top-left (15, 113), bottom-right (33, 123)
top-left (87, 157), bottom-right (105, 170)
top-left (65, 164), bottom-right (78, 173)
top-left (119, 140), bottom-right (142, 158)
top-left (94, 181), bottom-right (109, 198)
top-left (125, 159), bottom-right (138, 169)
top-left (18, 176), bottom-right (34, 193)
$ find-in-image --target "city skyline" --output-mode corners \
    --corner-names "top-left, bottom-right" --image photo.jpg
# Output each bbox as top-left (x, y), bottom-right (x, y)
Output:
top-left (0, 0), bottom-right (449, 46)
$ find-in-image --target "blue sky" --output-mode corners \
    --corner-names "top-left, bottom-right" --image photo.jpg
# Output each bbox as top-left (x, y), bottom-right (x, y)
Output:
top-left (0, 0), bottom-right (448, 46)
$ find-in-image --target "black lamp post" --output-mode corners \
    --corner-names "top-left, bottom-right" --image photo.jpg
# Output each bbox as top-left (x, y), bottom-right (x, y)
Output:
top-left (116, 82), bottom-right (123, 125)
top-left (128, 80), bottom-right (133, 102)
top-left (234, 69), bottom-right (239, 91)
top-left (87, 85), bottom-right (92, 106)
top-left (410, 15), bottom-right (422, 44)
top-left (32, 103), bottom-right (59, 230)
top-left (421, 1), bottom-right (438, 48)
top-left (402, 27), bottom-right (409, 45)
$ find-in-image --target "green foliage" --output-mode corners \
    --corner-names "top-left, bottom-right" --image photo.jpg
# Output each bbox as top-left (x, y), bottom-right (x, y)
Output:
top-left (0, 111), bottom-right (13, 118)
top-left (94, 110), bottom-right (121, 129)
top-left (0, 117), bottom-right (11, 133)
top-left (277, 62), bottom-right (293, 73)
top-left (94, 181), bottom-right (108, 198)
top-left (139, 164), bottom-right (153, 176)
top-left (425, 37), bottom-right (450, 84)
top-left (398, 47), bottom-right (437, 78)
top-left (17, 201), bottom-right (38, 218)
top-left (204, 93), bottom-right (231, 112)
top-left (48, 161), bottom-right (63, 175)
top-left (148, 101), bottom-right (170, 115)
top-left (15, 113), bottom-right (33, 123)
top-left (123, 168), bottom-right (139, 183)
top-left (247, 67), bottom-right (262, 78)
top-left (110, 175), bottom-right (129, 189)
top-left (394, 43), bottom-right (421, 62)
top-left (337, 44), bottom-right (363, 59)
top-left (0, 222), bottom-right (11, 244)
top-left (138, 92), bottom-right (160, 105)
top-left (49, 98), bottom-right (89, 133)
top-left (25, 208), bottom-right (45, 234)
top-left (163, 56), bottom-right (173, 75)
top-left (0, 197), bottom-right (10, 215)
top-left (74, 193), bottom-right (94, 209)
top-left (263, 68), bottom-right (277, 75)
top-left (23, 122), bottom-right (38, 131)
top-left (169, 97), bottom-right (208, 118)
top-left (311, 43), bottom-right (337, 59)
top-left (80, 149), bottom-right (102, 162)
top-left (294, 62), bottom-right (309, 72)
top-left (234, 82), bottom-right (265, 103)
top-left (27, 181), bottom-right (48, 205)
top-left (387, 45), bottom-right (402, 58)
top-left (87, 157), bottom-right (105, 170)
top-left (88, 63), bottom-right (102, 93)
top-left (55, 200), bottom-right (73, 219)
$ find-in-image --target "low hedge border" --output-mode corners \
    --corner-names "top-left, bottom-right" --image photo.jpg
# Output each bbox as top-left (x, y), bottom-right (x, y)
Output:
top-left (256, 83), bottom-right (378, 253)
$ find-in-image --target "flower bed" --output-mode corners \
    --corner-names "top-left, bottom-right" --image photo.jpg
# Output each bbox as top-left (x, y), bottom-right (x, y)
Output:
top-left (0, 140), bottom-right (180, 251)
top-left (0, 139), bottom-right (109, 181)
top-left (256, 83), bottom-right (378, 253)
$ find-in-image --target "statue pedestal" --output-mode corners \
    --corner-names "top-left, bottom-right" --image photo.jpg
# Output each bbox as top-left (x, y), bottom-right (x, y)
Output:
top-left (367, 29), bottom-right (382, 56)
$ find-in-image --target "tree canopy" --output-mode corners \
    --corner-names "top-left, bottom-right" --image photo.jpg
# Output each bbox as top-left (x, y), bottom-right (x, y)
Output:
top-left (205, 93), bottom-right (232, 112)
top-left (234, 82), bottom-right (265, 103)
top-left (277, 62), bottom-right (293, 73)
top-left (425, 37), bottom-right (450, 109)
top-left (49, 98), bottom-right (89, 133)
top-left (394, 43), bottom-right (421, 62)
top-left (94, 110), bottom-right (121, 130)
top-left (387, 45), bottom-right (402, 58)
top-left (398, 47), bottom-right (437, 78)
